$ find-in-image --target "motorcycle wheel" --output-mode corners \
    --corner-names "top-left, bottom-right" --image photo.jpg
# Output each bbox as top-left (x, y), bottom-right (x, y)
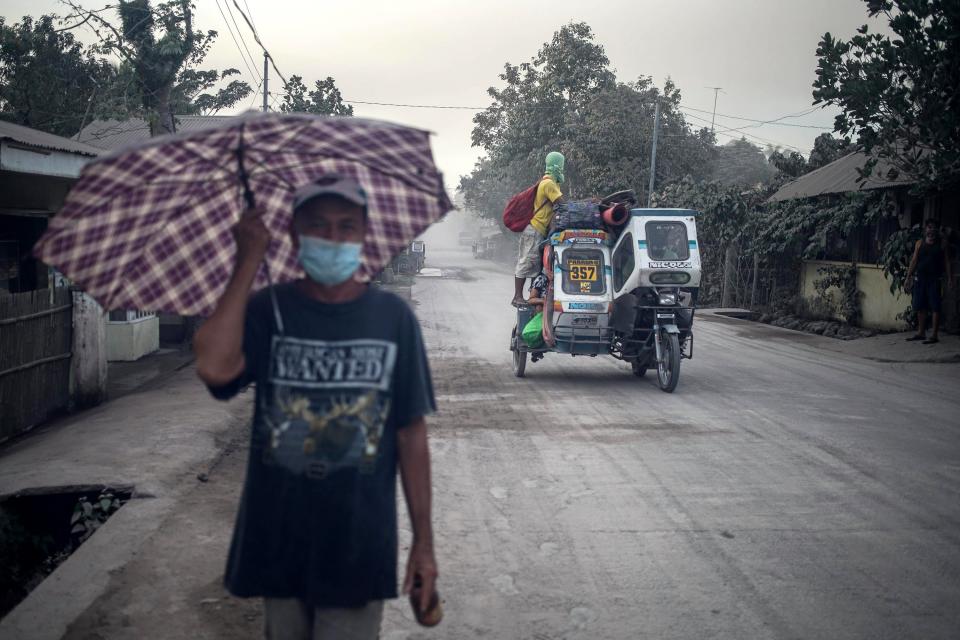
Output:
top-left (656, 331), bottom-right (680, 393)
top-left (512, 328), bottom-right (527, 378)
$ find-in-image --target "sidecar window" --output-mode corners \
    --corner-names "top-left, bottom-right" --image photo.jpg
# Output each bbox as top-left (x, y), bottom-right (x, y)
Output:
top-left (612, 232), bottom-right (635, 292)
top-left (646, 222), bottom-right (689, 261)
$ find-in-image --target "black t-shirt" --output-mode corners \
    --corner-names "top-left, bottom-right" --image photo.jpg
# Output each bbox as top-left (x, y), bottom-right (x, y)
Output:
top-left (207, 282), bottom-right (435, 607)
top-left (916, 241), bottom-right (946, 280)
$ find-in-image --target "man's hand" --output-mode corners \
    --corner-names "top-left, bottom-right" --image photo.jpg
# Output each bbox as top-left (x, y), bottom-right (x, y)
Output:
top-left (904, 278), bottom-right (913, 293)
top-left (194, 208), bottom-right (268, 387)
top-left (233, 208), bottom-right (271, 266)
top-left (403, 539), bottom-right (438, 614)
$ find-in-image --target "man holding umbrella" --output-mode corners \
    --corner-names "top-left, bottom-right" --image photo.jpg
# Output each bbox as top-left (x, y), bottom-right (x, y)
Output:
top-left (194, 175), bottom-right (439, 639)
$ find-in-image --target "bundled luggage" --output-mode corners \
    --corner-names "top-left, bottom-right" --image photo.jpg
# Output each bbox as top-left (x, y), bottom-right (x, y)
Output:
top-left (553, 201), bottom-right (602, 230)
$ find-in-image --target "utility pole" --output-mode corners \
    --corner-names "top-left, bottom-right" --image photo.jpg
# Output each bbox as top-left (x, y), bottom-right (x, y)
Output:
top-left (263, 52), bottom-right (269, 112)
top-left (647, 99), bottom-right (661, 207)
top-left (707, 86), bottom-right (723, 133)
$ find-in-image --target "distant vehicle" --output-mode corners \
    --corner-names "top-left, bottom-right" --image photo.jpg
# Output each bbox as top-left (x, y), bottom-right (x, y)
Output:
top-left (458, 231), bottom-right (475, 246)
top-left (393, 241), bottom-right (426, 275)
top-left (472, 232), bottom-right (500, 260)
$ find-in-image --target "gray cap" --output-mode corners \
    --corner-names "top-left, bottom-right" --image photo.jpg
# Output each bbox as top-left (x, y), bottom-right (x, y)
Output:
top-left (293, 174), bottom-right (368, 211)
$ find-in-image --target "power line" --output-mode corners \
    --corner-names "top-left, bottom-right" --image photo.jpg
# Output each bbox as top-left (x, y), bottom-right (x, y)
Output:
top-left (326, 93), bottom-right (812, 153)
top-left (242, 0), bottom-right (257, 26)
top-left (681, 104), bottom-right (830, 129)
top-left (231, 0), bottom-right (288, 89)
top-left (222, 0), bottom-right (263, 84)
top-left (246, 77), bottom-right (265, 110)
top-left (343, 98), bottom-right (490, 110)
top-left (309, 95), bottom-right (832, 138)
top-left (213, 0), bottom-right (261, 85)
top-left (681, 110), bottom-right (805, 153)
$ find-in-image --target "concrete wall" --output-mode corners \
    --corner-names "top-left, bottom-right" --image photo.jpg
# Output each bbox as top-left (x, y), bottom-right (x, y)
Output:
top-left (107, 316), bottom-right (160, 362)
top-left (70, 290), bottom-right (107, 408)
top-left (800, 260), bottom-right (909, 330)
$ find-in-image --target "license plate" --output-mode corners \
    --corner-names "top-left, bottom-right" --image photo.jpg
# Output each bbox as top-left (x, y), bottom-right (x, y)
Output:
top-left (568, 260), bottom-right (599, 281)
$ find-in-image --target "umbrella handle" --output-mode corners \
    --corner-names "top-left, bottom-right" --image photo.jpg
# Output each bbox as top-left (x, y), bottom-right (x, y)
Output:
top-left (237, 134), bottom-right (256, 210)
top-left (264, 261), bottom-right (285, 336)
top-left (236, 128), bottom-right (283, 334)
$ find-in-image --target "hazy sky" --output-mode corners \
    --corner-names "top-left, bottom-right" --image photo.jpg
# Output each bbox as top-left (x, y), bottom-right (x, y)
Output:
top-left (5, 0), bottom-right (886, 191)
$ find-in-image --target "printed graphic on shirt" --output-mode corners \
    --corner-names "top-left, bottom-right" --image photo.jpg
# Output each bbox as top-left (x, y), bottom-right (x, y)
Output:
top-left (260, 337), bottom-right (397, 479)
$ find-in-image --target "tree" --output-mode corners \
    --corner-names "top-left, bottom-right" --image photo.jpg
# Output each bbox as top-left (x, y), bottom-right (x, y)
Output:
top-left (568, 77), bottom-right (716, 198)
top-left (812, 0), bottom-right (960, 189)
top-left (63, 0), bottom-right (252, 136)
top-left (462, 22), bottom-right (715, 222)
top-left (279, 75), bottom-right (353, 116)
top-left (711, 138), bottom-right (776, 186)
top-left (171, 68), bottom-right (253, 115)
top-left (0, 15), bottom-right (116, 137)
top-left (768, 149), bottom-right (808, 179)
top-left (806, 132), bottom-right (853, 170)
top-left (766, 133), bottom-right (853, 180)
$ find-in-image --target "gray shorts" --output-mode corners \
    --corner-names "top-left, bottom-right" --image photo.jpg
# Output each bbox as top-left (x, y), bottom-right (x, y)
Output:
top-left (263, 598), bottom-right (383, 640)
top-left (515, 225), bottom-right (545, 278)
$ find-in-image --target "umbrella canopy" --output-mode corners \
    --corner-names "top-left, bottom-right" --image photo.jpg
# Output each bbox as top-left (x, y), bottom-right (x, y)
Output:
top-left (34, 112), bottom-right (452, 315)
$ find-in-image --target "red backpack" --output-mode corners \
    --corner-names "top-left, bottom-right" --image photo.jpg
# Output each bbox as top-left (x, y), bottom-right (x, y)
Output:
top-left (502, 179), bottom-right (547, 232)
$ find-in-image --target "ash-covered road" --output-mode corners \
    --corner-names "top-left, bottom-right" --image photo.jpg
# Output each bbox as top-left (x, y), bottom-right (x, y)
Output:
top-left (55, 245), bottom-right (960, 640)
top-left (387, 246), bottom-right (960, 640)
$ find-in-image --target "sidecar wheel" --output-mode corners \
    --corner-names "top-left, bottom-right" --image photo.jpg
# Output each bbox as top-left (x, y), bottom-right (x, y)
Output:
top-left (512, 328), bottom-right (527, 378)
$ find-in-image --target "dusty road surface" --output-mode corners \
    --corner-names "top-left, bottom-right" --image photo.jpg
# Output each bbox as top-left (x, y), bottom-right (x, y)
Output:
top-left (62, 245), bottom-right (960, 640)
top-left (394, 246), bottom-right (960, 640)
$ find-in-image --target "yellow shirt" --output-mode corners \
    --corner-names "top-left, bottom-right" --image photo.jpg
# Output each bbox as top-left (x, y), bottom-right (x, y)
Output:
top-left (529, 175), bottom-right (563, 236)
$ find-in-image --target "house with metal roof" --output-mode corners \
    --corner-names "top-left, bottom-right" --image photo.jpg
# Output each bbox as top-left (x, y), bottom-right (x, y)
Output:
top-left (0, 120), bottom-right (102, 293)
top-left (1, 119), bottom-right (160, 366)
top-left (767, 151), bottom-right (914, 203)
top-left (76, 115), bottom-right (232, 151)
top-left (769, 150), bottom-right (958, 331)
top-left (0, 121), bottom-right (110, 432)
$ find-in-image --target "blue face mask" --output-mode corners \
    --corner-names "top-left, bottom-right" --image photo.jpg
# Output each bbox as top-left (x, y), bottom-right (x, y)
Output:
top-left (297, 236), bottom-right (363, 286)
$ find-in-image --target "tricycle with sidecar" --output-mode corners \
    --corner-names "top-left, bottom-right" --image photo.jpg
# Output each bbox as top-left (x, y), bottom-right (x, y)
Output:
top-left (509, 201), bottom-right (700, 393)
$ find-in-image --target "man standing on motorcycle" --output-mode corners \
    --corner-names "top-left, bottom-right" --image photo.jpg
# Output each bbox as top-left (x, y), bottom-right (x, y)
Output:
top-left (512, 152), bottom-right (565, 306)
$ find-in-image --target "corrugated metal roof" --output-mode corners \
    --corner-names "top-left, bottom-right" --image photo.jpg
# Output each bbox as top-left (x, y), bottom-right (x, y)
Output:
top-left (0, 120), bottom-right (102, 156)
top-left (77, 115), bottom-right (235, 150)
top-left (767, 151), bottom-right (913, 202)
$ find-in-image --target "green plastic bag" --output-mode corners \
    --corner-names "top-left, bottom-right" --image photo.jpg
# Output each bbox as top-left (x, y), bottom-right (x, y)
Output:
top-left (521, 312), bottom-right (544, 348)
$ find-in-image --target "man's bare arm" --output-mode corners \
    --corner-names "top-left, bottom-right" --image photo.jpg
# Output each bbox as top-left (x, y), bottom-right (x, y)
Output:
top-left (397, 417), bottom-right (437, 613)
top-left (194, 209), bottom-right (270, 386)
top-left (905, 239), bottom-right (921, 281)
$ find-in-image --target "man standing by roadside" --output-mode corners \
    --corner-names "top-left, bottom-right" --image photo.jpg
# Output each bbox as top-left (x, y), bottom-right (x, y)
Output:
top-left (194, 175), bottom-right (438, 639)
top-left (512, 152), bottom-right (565, 306)
top-left (905, 219), bottom-right (954, 344)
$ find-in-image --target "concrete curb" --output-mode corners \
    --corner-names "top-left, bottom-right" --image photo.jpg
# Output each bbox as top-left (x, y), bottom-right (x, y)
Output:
top-left (698, 311), bottom-right (960, 364)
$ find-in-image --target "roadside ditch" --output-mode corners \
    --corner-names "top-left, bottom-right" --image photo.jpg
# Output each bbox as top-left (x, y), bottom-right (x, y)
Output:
top-left (0, 484), bottom-right (134, 619)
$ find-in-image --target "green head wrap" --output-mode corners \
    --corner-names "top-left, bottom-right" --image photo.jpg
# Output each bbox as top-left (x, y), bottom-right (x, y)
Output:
top-left (545, 151), bottom-right (565, 184)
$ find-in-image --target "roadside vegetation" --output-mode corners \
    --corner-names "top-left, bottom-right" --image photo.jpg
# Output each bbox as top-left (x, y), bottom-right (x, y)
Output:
top-left (461, 1), bottom-right (958, 319)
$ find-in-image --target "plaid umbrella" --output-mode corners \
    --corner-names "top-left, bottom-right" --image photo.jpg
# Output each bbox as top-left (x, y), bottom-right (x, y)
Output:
top-left (33, 112), bottom-right (452, 316)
